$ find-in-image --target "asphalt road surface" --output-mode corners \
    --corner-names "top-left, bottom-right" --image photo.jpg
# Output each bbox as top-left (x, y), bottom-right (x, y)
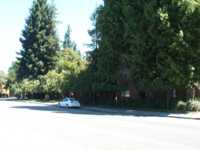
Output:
top-left (0, 100), bottom-right (199, 150)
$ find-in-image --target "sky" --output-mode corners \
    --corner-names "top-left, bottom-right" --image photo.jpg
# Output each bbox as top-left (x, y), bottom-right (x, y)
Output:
top-left (0, 0), bottom-right (102, 72)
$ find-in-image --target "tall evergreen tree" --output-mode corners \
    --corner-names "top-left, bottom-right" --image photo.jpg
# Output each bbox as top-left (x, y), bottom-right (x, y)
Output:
top-left (123, 0), bottom-right (200, 90)
top-left (88, 0), bottom-right (127, 93)
top-left (88, 8), bottom-right (101, 51)
top-left (63, 25), bottom-right (77, 50)
top-left (17, 0), bottom-right (60, 80)
top-left (87, 0), bottom-right (200, 101)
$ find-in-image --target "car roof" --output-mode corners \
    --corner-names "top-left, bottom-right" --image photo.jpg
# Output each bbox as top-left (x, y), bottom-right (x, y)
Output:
top-left (63, 97), bottom-right (77, 101)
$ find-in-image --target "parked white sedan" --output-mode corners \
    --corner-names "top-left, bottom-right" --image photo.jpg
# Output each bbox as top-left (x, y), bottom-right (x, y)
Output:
top-left (58, 97), bottom-right (81, 108)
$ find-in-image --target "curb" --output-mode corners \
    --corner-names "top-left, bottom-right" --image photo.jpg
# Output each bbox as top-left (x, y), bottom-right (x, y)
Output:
top-left (84, 107), bottom-right (200, 120)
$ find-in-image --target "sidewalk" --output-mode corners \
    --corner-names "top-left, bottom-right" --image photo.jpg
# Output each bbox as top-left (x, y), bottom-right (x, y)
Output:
top-left (84, 107), bottom-right (200, 120)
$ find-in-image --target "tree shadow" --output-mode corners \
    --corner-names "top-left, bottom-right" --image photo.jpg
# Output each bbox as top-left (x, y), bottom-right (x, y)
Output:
top-left (11, 104), bottom-right (119, 116)
top-left (10, 103), bottom-right (200, 120)
top-left (0, 97), bottom-right (18, 101)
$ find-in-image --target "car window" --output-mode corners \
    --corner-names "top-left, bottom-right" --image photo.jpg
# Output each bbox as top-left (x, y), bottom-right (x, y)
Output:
top-left (64, 98), bottom-right (69, 101)
top-left (70, 98), bottom-right (76, 101)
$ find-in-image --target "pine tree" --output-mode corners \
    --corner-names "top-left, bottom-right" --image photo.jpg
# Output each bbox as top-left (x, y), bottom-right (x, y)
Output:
top-left (63, 25), bottom-right (77, 50)
top-left (17, 0), bottom-right (60, 80)
top-left (87, 0), bottom-right (126, 92)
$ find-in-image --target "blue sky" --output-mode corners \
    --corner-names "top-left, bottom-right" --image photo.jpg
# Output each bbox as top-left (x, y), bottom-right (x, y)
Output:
top-left (0, 0), bottom-right (102, 72)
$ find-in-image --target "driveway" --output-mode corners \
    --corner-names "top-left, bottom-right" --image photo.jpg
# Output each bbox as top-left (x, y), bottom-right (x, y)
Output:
top-left (0, 100), bottom-right (199, 150)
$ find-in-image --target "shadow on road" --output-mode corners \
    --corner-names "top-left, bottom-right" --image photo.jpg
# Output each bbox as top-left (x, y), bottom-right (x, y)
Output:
top-left (0, 97), bottom-right (18, 101)
top-left (10, 103), bottom-right (199, 120)
top-left (11, 105), bottom-right (121, 116)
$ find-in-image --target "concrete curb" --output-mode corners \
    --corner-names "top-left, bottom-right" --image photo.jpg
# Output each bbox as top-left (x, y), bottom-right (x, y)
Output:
top-left (84, 107), bottom-right (200, 120)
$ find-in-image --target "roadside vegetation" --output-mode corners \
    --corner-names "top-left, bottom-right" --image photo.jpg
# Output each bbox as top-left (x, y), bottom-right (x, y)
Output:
top-left (176, 99), bottom-right (200, 112)
top-left (4, 0), bottom-right (200, 112)
top-left (0, 71), bottom-right (9, 97)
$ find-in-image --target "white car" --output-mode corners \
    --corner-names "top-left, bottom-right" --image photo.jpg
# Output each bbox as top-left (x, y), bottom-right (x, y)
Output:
top-left (58, 97), bottom-right (81, 108)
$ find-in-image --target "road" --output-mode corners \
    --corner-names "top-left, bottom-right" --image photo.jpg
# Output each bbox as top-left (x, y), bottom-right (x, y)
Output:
top-left (0, 100), bottom-right (199, 150)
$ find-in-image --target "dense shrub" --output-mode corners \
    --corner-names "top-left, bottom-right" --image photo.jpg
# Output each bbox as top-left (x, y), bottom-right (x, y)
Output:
top-left (187, 99), bottom-right (200, 112)
top-left (176, 101), bottom-right (187, 111)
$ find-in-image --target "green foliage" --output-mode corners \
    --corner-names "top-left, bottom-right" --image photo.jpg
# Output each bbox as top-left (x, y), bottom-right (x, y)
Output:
top-left (0, 71), bottom-right (7, 96)
top-left (122, 0), bottom-right (200, 90)
top-left (85, 1), bottom-right (127, 93)
top-left (55, 49), bottom-right (87, 92)
top-left (0, 71), bottom-right (6, 85)
top-left (6, 62), bottom-right (18, 88)
top-left (176, 98), bottom-right (200, 112)
top-left (9, 79), bottom-right (39, 96)
top-left (39, 71), bottom-right (64, 94)
top-left (6, 1), bottom-right (87, 100)
top-left (176, 100), bottom-right (187, 111)
top-left (22, 79), bottom-right (40, 94)
top-left (86, 0), bottom-right (200, 95)
top-left (56, 49), bottom-right (86, 74)
top-left (6, 0), bottom-right (200, 108)
top-left (10, 73), bottom-right (63, 99)
top-left (187, 99), bottom-right (200, 112)
top-left (63, 25), bottom-right (77, 50)
top-left (9, 48), bottom-right (87, 99)
top-left (17, 0), bottom-right (60, 80)
top-left (10, 82), bottom-right (23, 96)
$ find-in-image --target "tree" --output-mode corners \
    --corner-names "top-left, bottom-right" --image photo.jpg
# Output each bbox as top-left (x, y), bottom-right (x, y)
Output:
top-left (5, 61), bottom-right (19, 94)
top-left (63, 25), bottom-right (77, 50)
top-left (0, 71), bottom-right (6, 96)
top-left (17, 0), bottom-right (60, 80)
top-left (122, 0), bottom-right (200, 90)
top-left (39, 71), bottom-right (64, 98)
top-left (87, 1), bottom-right (127, 93)
top-left (55, 48), bottom-right (87, 92)
top-left (86, 0), bottom-right (200, 105)
top-left (56, 49), bottom-right (86, 74)
top-left (0, 71), bottom-right (6, 85)
top-left (88, 7), bottom-right (101, 50)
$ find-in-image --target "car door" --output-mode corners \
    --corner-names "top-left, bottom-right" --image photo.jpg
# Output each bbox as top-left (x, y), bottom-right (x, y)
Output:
top-left (64, 98), bottom-right (70, 107)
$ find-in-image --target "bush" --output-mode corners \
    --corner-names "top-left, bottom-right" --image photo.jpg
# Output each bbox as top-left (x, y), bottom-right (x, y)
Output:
top-left (187, 100), bottom-right (200, 112)
top-left (176, 101), bottom-right (187, 111)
